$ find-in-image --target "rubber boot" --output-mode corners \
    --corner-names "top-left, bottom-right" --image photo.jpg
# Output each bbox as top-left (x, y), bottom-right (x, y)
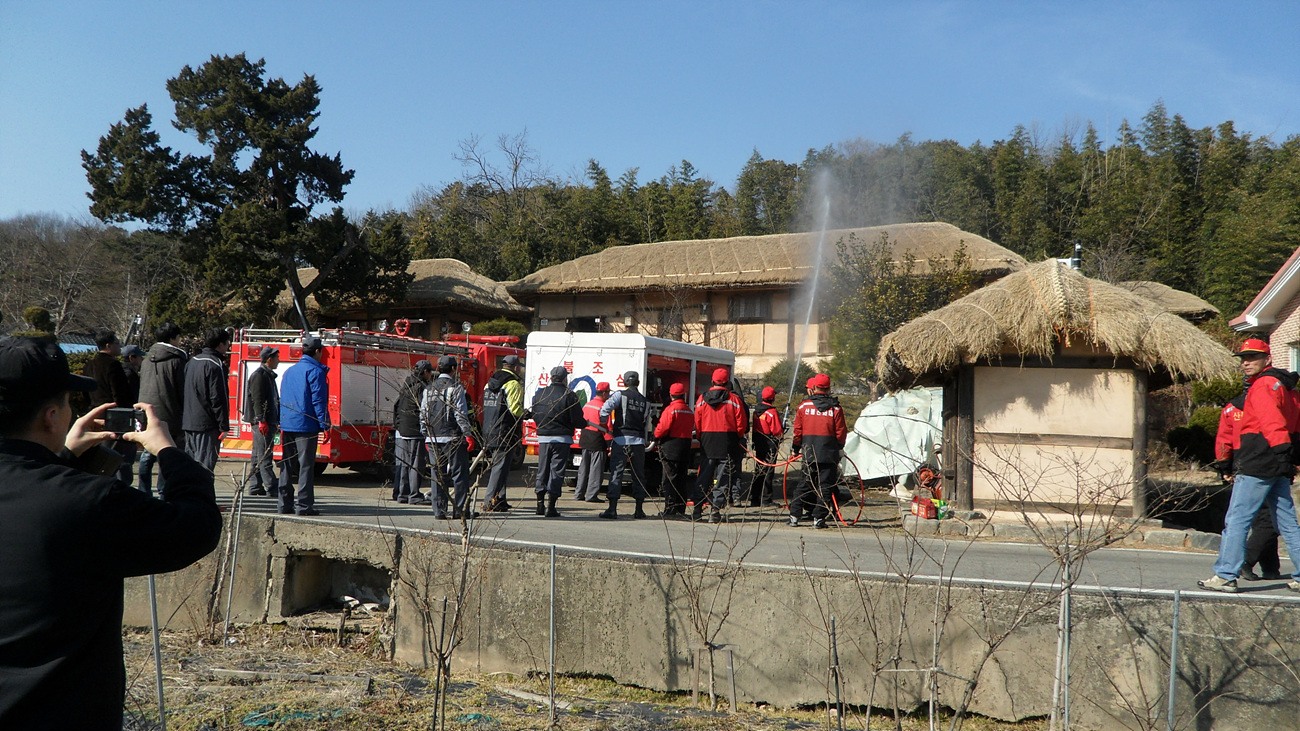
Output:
top-left (633, 498), bottom-right (647, 519)
top-left (545, 494), bottom-right (561, 517)
top-left (536, 493), bottom-right (546, 516)
top-left (599, 498), bottom-right (618, 519)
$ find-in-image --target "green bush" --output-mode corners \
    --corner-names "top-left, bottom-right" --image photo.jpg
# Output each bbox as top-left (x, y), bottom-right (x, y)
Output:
top-left (470, 317), bottom-right (528, 340)
top-left (761, 358), bottom-right (818, 392)
top-left (1191, 377), bottom-right (1243, 407)
top-left (1165, 405), bottom-right (1222, 465)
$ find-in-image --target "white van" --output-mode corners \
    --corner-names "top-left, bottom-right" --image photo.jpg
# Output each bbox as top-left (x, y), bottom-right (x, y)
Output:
top-left (522, 332), bottom-right (736, 475)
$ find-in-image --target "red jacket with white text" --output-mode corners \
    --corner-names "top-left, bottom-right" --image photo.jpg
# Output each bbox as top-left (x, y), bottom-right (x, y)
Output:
top-left (792, 393), bottom-right (847, 464)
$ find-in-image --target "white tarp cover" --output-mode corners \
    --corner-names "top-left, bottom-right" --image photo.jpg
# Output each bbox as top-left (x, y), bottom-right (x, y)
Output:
top-left (842, 387), bottom-right (943, 480)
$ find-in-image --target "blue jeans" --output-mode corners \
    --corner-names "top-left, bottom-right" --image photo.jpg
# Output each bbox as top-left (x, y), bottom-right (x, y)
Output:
top-left (1213, 474), bottom-right (1300, 580)
top-left (138, 449), bottom-right (163, 497)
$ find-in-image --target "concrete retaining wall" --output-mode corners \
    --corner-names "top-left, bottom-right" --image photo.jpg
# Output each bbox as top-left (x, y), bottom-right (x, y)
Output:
top-left (126, 516), bottom-right (1300, 730)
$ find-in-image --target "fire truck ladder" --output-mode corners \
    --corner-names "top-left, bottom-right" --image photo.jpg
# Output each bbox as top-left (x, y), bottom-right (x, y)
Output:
top-left (238, 328), bottom-right (469, 356)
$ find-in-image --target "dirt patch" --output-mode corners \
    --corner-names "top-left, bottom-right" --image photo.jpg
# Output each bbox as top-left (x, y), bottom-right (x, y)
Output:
top-left (122, 623), bottom-right (1046, 730)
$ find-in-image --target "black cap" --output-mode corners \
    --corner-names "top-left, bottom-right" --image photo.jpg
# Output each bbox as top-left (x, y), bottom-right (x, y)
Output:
top-left (502, 354), bottom-right (522, 367)
top-left (122, 345), bottom-right (145, 359)
top-left (549, 365), bottom-right (569, 383)
top-left (302, 335), bottom-right (323, 351)
top-left (437, 355), bottom-right (457, 371)
top-left (414, 359), bottom-right (433, 373)
top-left (0, 337), bottom-right (97, 409)
top-left (260, 346), bottom-right (280, 363)
top-left (623, 370), bottom-right (639, 386)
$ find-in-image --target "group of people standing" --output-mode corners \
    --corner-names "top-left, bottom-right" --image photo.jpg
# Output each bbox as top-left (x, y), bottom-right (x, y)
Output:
top-left (85, 324), bottom-right (332, 516)
top-left (389, 354), bottom-right (524, 520)
top-left (531, 364), bottom-right (848, 527)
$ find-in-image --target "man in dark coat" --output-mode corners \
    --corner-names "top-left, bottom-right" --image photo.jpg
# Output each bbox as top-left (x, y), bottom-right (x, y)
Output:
top-left (421, 355), bottom-right (476, 519)
top-left (0, 336), bottom-right (221, 730)
top-left (530, 365), bottom-right (585, 518)
top-left (598, 370), bottom-right (651, 519)
top-left (392, 359), bottom-right (433, 505)
top-left (82, 327), bottom-right (129, 410)
top-left (137, 322), bottom-right (188, 496)
top-left (244, 347), bottom-right (281, 496)
top-left (182, 328), bottom-right (231, 472)
top-left (480, 354), bottom-right (524, 512)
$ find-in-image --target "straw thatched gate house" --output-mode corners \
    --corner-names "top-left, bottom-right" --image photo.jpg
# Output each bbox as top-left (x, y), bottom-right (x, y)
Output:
top-left (507, 222), bottom-right (1025, 377)
top-left (877, 260), bottom-right (1237, 515)
top-left (283, 258), bottom-right (531, 338)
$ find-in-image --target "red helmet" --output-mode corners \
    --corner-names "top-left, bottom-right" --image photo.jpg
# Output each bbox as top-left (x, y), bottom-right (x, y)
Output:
top-left (712, 367), bottom-right (730, 384)
top-left (669, 382), bottom-right (686, 397)
top-left (761, 386), bottom-right (776, 402)
top-left (596, 381), bottom-right (611, 392)
top-left (811, 373), bottom-right (831, 390)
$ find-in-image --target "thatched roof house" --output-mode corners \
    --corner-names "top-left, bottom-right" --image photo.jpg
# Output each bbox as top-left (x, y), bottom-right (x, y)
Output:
top-left (283, 258), bottom-right (529, 339)
top-left (1117, 281), bottom-right (1220, 322)
top-left (508, 222), bottom-right (1025, 297)
top-left (875, 260), bottom-right (1238, 515)
top-left (878, 260), bottom-right (1237, 390)
top-left (508, 222), bottom-right (1024, 375)
top-left (285, 259), bottom-right (528, 318)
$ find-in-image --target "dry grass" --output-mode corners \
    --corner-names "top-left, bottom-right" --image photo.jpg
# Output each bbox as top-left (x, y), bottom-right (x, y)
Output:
top-left (878, 259), bottom-right (1239, 390)
top-left (121, 623), bottom-right (1050, 731)
top-left (509, 222), bottom-right (1025, 296)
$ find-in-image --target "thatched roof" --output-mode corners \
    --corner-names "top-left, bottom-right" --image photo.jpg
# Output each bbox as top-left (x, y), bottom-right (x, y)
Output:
top-left (877, 260), bottom-right (1239, 390)
top-left (507, 222), bottom-right (1026, 298)
top-left (1118, 281), bottom-right (1220, 321)
top-left (288, 259), bottom-right (529, 317)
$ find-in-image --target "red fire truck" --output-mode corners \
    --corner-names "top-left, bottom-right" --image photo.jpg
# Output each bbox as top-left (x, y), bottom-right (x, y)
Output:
top-left (220, 328), bottom-right (523, 474)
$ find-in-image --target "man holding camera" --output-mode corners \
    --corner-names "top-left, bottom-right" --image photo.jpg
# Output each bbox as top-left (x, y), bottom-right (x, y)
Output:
top-left (0, 337), bottom-right (222, 729)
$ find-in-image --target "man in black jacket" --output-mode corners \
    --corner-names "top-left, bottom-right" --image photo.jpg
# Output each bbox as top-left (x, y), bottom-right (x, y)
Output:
top-left (531, 365), bottom-right (585, 518)
top-left (244, 347), bottom-right (281, 496)
top-left (137, 322), bottom-right (188, 496)
top-left (182, 328), bottom-right (231, 472)
top-left (481, 354), bottom-right (524, 513)
top-left (393, 359), bottom-right (433, 505)
top-left (0, 336), bottom-right (222, 730)
top-left (82, 327), bottom-right (130, 410)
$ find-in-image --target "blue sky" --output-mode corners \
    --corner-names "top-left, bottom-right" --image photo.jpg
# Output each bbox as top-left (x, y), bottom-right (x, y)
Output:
top-left (2, 1), bottom-right (1298, 220)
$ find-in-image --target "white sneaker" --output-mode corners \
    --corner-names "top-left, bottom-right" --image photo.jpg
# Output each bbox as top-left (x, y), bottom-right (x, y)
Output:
top-left (1197, 575), bottom-right (1239, 593)
top-left (1287, 580), bottom-right (1300, 593)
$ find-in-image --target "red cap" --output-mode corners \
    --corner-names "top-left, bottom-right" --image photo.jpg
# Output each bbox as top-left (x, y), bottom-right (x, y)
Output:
top-left (811, 373), bottom-right (831, 390)
top-left (806, 377), bottom-right (817, 390)
top-left (1237, 338), bottom-right (1270, 357)
top-left (596, 381), bottom-right (611, 392)
top-left (761, 386), bottom-right (776, 401)
top-left (669, 382), bottom-right (686, 397)
top-left (712, 367), bottom-right (730, 384)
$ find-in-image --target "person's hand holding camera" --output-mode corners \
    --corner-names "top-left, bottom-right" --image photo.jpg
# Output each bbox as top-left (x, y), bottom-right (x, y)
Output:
top-left (120, 403), bottom-right (175, 456)
top-left (64, 402), bottom-right (120, 457)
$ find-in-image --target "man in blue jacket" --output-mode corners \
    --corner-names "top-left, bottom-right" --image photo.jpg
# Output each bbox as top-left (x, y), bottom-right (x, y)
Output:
top-left (278, 336), bottom-right (330, 516)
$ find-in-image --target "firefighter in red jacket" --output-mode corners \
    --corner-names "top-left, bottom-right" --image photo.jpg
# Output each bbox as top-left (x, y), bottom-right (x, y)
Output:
top-left (693, 367), bottom-right (748, 523)
top-left (575, 382), bottom-right (612, 502)
top-left (1199, 338), bottom-right (1300, 592)
top-left (1215, 389), bottom-right (1282, 580)
top-left (748, 386), bottom-right (784, 507)
top-left (791, 373), bottom-right (847, 529)
top-left (653, 381), bottom-right (694, 517)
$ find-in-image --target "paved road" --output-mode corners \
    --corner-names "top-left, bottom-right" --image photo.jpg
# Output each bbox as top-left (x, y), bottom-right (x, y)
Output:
top-left (210, 460), bottom-right (1300, 605)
